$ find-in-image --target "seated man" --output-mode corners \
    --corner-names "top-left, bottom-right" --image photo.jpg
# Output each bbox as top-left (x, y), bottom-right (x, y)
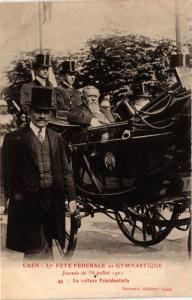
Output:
top-left (68, 85), bottom-right (115, 127)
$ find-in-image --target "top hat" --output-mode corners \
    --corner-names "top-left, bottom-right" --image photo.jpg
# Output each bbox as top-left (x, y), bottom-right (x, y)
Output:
top-left (33, 53), bottom-right (51, 69)
top-left (60, 60), bottom-right (77, 75)
top-left (30, 87), bottom-right (53, 110)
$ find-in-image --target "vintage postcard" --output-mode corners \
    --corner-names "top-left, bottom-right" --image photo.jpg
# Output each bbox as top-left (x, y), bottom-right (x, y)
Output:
top-left (0, 0), bottom-right (191, 299)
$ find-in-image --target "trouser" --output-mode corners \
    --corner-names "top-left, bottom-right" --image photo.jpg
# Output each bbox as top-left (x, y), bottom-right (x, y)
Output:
top-left (24, 187), bottom-right (54, 260)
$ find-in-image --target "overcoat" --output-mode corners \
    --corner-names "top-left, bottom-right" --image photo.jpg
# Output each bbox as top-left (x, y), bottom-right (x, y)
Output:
top-left (55, 82), bottom-right (81, 111)
top-left (20, 79), bottom-right (54, 113)
top-left (1, 126), bottom-right (76, 252)
top-left (68, 104), bottom-right (115, 125)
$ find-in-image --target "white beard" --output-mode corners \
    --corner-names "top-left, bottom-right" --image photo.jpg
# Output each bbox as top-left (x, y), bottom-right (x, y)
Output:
top-left (88, 102), bottom-right (100, 114)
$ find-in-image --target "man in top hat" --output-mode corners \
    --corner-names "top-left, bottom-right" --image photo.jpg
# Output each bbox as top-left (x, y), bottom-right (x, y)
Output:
top-left (2, 87), bottom-right (77, 258)
top-left (20, 53), bottom-right (54, 114)
top-left (55, 60), bottom-right (81, 111)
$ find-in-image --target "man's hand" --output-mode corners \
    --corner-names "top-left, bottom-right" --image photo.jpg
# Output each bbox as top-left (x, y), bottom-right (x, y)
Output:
top-left (68, 200), bottom-right (77, 214)
top-left (90, 118), bottom-right (102, 127)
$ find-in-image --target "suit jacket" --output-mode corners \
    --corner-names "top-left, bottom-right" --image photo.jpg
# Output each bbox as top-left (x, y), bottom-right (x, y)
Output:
top-left (2, 126), bottom-right (76, 252)
top-left (68, 104), bottom-right (115, 125)
top-left (55, 81), bottom-right (81, 111)
top-left (20, 79), bottom-right (54, 113)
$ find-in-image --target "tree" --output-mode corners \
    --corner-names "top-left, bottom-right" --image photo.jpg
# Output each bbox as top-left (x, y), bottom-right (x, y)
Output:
top-left (78, 35), bottom-right (177, 102)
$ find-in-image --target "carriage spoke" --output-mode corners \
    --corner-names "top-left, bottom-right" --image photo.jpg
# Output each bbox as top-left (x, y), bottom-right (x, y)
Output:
top-left (142, 222), bottom-right (147, 241)
top-left (131, 219), bottom-right (136, 237)
top-left (151, 224), bottom-right (157, 239)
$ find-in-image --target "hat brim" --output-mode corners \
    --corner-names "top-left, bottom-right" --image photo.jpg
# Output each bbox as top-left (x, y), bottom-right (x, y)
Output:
top-left (30, 106), bottom-right (53, 110)
top-left (33, 64), bottom-right (51, 69)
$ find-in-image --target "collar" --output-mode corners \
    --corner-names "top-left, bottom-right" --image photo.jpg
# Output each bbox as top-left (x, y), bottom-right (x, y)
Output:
top-left (30, 121), bottom-right (46, 139)
top-left (35, 76), bottom-right (46, 87)
top-left (61, 80), bottom-right (73, 89)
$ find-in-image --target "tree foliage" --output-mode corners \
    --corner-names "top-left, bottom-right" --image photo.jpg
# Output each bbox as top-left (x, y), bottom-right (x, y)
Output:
top-left (78, 35), bottom-right (177, 101)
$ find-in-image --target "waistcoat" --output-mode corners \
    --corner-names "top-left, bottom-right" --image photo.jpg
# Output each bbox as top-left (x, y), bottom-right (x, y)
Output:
top-left (31, 133), bottom-right (53, 188)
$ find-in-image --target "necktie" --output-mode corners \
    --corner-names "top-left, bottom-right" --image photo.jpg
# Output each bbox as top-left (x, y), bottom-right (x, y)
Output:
top-left (38, 128), bottom-right (44, 143)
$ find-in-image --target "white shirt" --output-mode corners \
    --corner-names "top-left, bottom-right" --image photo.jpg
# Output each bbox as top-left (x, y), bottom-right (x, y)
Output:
top-left (30, 121), bottom-right (46, 140)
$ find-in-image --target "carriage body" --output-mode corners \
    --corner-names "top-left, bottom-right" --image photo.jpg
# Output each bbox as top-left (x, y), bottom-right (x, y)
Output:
top-left (50, 80), bottom-right (190, 209)
top-left (49, 68), bottom-right (191, 254)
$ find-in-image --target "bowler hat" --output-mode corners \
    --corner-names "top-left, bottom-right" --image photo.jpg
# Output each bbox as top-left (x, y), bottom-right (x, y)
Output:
top-left (60, 60), bottom-right (77, 75)
top-left (30, 87), bottom-right (53, 110)
top-left (33, 53), bottom-right (51, 69)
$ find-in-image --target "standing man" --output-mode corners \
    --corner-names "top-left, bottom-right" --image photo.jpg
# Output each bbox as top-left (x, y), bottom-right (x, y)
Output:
top-left (55, 60), bottom-right (81, 111)
top-left (20, 53), bottom-right (54, 114)
top-left (2, 87), bottom-right (76, 258)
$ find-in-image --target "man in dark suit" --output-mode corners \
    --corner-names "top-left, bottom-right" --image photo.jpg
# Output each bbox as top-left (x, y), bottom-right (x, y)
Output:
top-left (55, 60), bottom-right (81, 111)
top-left (20, 53), bottom-right (54, 114)
top-left (68, 85), bottom-right (115, 126)
top-left (2, 87), bottom-right (76, 258)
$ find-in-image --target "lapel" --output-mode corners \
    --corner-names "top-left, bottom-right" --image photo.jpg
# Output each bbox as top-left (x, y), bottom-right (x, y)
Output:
top-left (33, 79), bottom-right (42, 86)
top-left (46, 128), bottom-right (57, 160)
top-left (20, 126), bottom-right (39, 167)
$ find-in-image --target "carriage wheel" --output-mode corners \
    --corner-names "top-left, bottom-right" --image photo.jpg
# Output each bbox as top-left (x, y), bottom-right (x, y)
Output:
top-left (188, 226), bottom-right (191, 258)
top-left (55, 211), bottom-right (80, 258)
top-left (115, 201), bottom-right (179, 247)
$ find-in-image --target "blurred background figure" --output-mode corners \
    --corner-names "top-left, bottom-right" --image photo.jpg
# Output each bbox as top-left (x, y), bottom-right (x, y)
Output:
top-left (0, 95), bottom-right (16, 147)
top-left (101, 94), bottom-right (121, 121)
top-left (100, 95), bottom-right (111, 111)
top-left (134, 83), bottom-right (150, 111)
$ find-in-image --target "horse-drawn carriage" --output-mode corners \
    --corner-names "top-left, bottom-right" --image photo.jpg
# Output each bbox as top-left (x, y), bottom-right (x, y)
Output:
top-left (49, 68), bottom-right (191, 258)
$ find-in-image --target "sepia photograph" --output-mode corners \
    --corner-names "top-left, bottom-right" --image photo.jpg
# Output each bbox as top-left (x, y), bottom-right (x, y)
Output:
top-left (0, 0), bottom-right (191, 299)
